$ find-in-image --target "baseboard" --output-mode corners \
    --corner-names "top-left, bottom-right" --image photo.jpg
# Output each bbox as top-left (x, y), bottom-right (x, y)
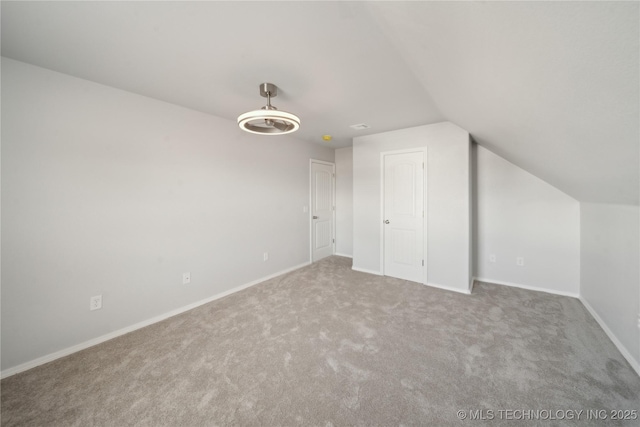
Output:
top-left (351, 266), bottom-right (383, 276)
top-left (0, 261), bottom-right (311, 379)
top-left (579, 297), bottom-right (640, 377)
top-left (334, 253), bottom-right (353, 259)
top-left (473, 277), bottom-right (580, 299)
top-left (426, 282), bottom-right (472, 295)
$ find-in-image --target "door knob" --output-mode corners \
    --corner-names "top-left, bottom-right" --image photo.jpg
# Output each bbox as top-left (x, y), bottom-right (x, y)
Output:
top-left (384, 220), bottom-right (390, 224)
top-left (313, 216), bottom-right (318, 219)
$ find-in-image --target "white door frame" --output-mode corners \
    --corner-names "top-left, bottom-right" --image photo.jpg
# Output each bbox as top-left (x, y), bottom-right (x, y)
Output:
top-left (309, 159), bottom-right (336, 262)
top-left (380, 148), bottom-right (428, 283)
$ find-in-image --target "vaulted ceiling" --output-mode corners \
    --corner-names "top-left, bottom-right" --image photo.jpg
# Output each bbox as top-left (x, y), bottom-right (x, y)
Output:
top-left (2, 1), bottom-right (638, 204)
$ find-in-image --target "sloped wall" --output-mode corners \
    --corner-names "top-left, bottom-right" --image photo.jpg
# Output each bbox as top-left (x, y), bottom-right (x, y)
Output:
top-left (474, 145), bottom-right (580, 296)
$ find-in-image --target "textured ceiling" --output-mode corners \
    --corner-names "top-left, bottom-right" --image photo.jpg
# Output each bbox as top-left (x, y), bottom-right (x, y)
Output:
top-left (1, 1), bottom-right (638, 204)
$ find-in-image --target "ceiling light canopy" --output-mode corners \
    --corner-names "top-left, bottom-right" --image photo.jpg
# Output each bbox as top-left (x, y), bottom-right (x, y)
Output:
top-left (238, 83), bottom-right (300, 136)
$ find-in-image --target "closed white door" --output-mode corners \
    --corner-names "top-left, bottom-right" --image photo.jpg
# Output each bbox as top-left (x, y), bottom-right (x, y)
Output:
top-left (383, 151), bottom-right (425, 283)
top-left (311, 161), bottom-right (335, 262)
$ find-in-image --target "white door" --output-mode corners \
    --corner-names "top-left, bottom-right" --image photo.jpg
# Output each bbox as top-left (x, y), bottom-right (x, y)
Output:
top-left (383, 151), bottom-right (425, 283)
top-left (311, 161), bottom-right (335, 262)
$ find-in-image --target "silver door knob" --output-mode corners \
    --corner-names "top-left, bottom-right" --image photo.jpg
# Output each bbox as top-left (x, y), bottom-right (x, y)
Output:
top-left (313, 216), bottom-right (318, 219)
top-left (384, 220), bottom-right (390, 224)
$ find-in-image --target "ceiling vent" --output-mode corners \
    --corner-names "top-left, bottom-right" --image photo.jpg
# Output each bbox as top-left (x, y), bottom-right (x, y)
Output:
top-left (349, 123), bottom-right (371, 130)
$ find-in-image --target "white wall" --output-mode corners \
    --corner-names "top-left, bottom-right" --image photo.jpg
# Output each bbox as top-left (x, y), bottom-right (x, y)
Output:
top-left (352, 122), bottom-right (471, 293)
top-left (1, 58), bottom-right (334, 372)
top-left (335, 147), bottom-right (353, 257)
top-left (474, 145), bottom-right (581, 296)
top-left (580, 202), bottom-right (640, 373)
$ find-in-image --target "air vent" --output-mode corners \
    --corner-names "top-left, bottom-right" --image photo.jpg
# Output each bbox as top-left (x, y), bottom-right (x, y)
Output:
top-left (349, 123), bottom-right (371, 130)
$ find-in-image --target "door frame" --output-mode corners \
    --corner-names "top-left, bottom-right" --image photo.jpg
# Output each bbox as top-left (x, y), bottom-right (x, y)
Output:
top-left (380, 148), bottom-right (428, 283)
top-left (309, 159), bottom-right (336, 263)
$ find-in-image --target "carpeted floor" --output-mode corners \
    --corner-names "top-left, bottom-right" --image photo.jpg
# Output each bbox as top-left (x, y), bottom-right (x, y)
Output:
top-left (2, 256), bottom-right (639, 426)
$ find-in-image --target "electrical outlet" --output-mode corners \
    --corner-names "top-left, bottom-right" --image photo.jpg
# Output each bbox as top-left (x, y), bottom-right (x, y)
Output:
top-left (90, 295), bottom-right (102, 311)
top-left (516, 257), bottom-right (524, 266)
top-left (489, 254), bottom-right (496, 263)
top-left (182, 272), bottom-right (191, 285)
top-left (263, 252), bottom-right (269, 262)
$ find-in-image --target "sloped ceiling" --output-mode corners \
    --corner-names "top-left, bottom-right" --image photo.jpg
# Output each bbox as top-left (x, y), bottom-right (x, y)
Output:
top-left (1, 1), bottom-right (638, 204)
top-left (367, 1), bottom-right (639, 205)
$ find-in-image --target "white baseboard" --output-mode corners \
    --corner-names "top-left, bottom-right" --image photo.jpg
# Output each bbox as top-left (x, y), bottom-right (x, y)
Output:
top-left (579, 297), bottom-right (640, 377)
top-left (351, 269), bottom-right (472, 295)
top-left (426, 282), bottom-right (472, 295)
top-left (351, 266), bottom-right (383, 276)
top-left (473, 277), bottom-right (580, 299)
top-left (470, 276), bottom-right (477, 293)
top-left (334, 253), bottom-right (353, 259)
top-left (1, 261), bottom-right (311, 379)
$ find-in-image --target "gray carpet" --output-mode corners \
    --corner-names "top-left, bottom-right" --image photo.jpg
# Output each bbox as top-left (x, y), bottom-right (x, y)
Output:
top-left (2, 256), bottom-right (639, 426)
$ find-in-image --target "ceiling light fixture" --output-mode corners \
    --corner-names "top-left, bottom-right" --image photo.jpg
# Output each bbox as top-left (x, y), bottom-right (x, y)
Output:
top-left (238, 83), bottom-right (300, 135)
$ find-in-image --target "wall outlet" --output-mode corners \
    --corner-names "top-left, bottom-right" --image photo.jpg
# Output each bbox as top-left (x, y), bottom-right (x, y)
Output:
top-left (182, 272), bottom-right (191, 285)
top-left (303, 206), bottom-right (308, 213)
top-left (489, 254), bottom-right (496, 263)
top-left (90, 295), bottom-right (102, 311)
top-left (263, 252), bottom-right (269, 262)
top-left (516, 257), bottom-right (524, 266)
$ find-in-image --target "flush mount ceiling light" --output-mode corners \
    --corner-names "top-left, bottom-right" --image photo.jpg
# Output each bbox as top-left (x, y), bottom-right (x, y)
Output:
top-left (238, 83), bottom-right (300, 135)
